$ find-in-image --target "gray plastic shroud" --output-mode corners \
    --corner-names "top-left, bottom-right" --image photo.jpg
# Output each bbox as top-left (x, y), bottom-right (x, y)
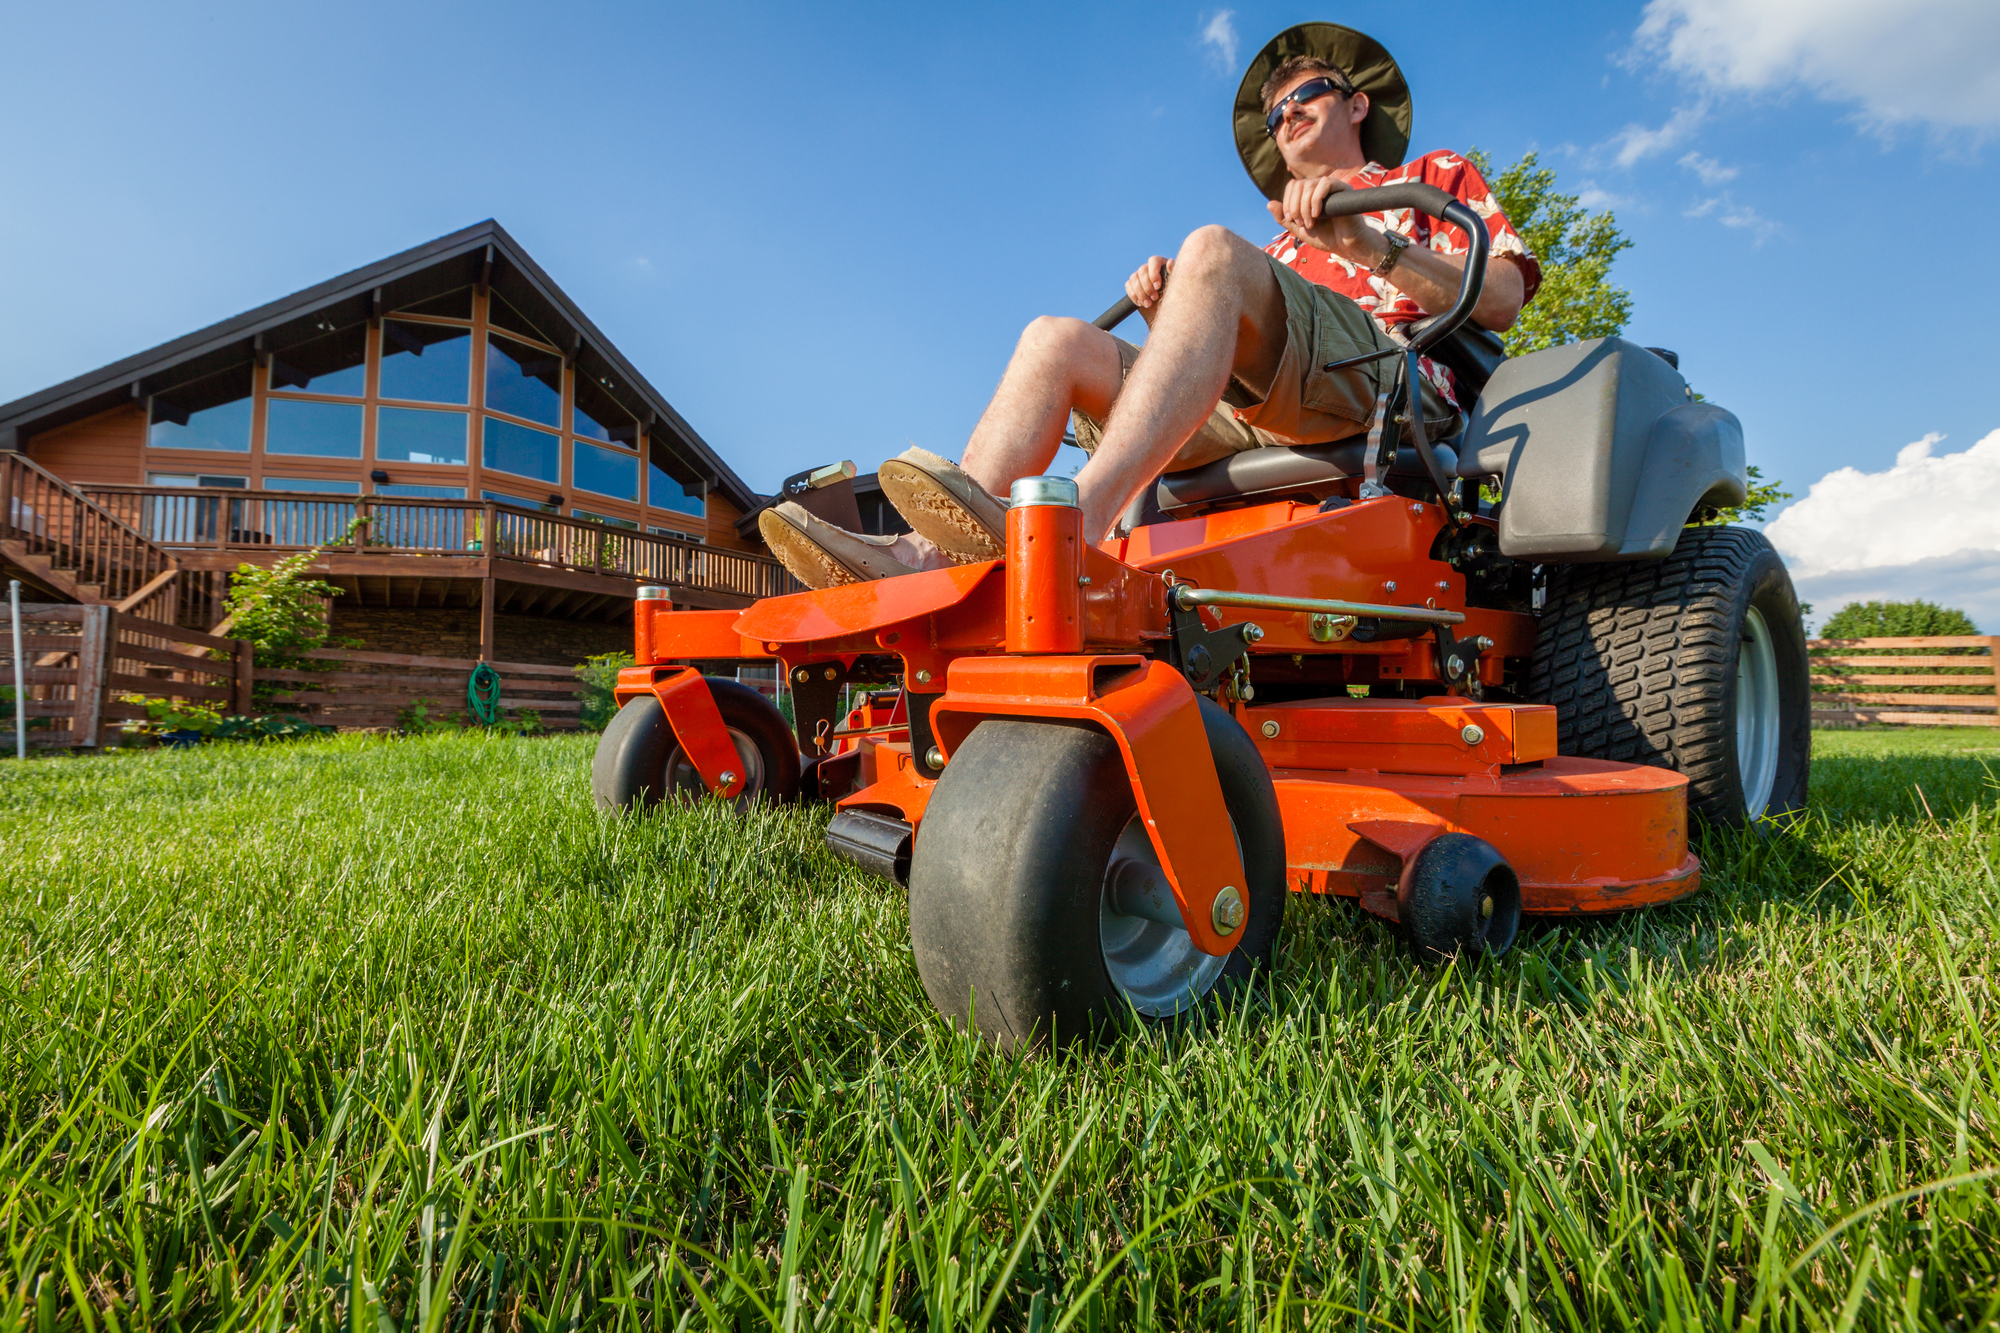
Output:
top-left (1455, 337), bottom-right (1747, 561)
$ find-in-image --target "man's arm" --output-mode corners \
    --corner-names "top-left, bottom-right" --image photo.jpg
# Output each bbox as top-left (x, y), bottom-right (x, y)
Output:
top-left (1272, 177), bottom-right (1526, 332)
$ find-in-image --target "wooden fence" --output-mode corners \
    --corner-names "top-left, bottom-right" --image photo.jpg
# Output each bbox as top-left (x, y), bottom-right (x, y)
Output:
top-left (257, 649), bottom-right (586, 731)
top-left (1, 603), bottom-right (251, 749)
top-left (1810, 635), bottom-right (2000, 728)
top-left (4, 605), bottom-right (586, 745)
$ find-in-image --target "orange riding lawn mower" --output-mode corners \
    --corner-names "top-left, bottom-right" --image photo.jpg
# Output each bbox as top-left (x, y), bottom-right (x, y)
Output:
top-left (592, 183), bottom-right (1811, 1048)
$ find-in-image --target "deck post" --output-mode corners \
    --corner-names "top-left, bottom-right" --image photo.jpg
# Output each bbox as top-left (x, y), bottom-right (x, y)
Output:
top-left (234, 638), bottom-right (255, 716)
top-left (74, 605), bottom-right (113, 748)
top-left (479, 573), bottom-right (496, 663)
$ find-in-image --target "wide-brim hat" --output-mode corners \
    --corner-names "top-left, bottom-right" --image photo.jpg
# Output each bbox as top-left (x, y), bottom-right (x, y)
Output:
top-left (1234, 22), bottom-right (1413, 200)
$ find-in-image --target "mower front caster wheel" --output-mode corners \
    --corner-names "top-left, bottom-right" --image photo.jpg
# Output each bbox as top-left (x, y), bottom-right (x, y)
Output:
top-left (591, 678), bottom-right (800, 813)
top-left (1399, 833), bottom-right (1522, 963)
top-left (909, 697), bottom-right (1286, 1051)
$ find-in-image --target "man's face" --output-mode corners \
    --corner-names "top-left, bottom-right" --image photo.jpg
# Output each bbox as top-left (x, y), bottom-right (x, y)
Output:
top-left (1268, 70), bottom-right (1366, 173)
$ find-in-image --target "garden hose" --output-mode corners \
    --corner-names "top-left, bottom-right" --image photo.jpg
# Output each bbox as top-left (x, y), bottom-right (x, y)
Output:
top-left (467, 662), bottom-right (502, 727)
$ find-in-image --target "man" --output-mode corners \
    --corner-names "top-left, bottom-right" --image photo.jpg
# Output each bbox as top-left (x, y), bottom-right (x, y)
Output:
top-left (760, 22), bottom-right (1541, 589)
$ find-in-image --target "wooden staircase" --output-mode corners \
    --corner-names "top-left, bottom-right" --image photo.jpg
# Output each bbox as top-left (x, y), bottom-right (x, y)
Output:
top-left (2, 451), bottom-right (182, 624)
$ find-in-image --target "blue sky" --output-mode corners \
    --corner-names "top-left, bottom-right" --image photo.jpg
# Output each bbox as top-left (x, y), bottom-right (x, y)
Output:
top-left (3, 0), bottom-right (1997, 624)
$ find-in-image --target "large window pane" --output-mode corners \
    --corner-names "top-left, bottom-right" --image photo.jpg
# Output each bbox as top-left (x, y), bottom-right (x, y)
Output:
top-left (376, 407), bottom-right (468, 465)
top-left (392, 287), bottom-right (472, 320)
top-left (575, 440), bottom-right (638, 500)
top-left (481, 417), bottom-right (560, 483)
top-left (376, 483), bottom-right (467, 499)
top-left (573, 375), bottom-right (635, 444)
top-left (149, 367), bottom-right (252, 452)
top-left (489, 293), bottom-right (557, 345)
top-left (148, 472), bottom-right (246, 488)
top-left (269, 324), bottom-right (366, 396)
top-left (266, 398), bottom-right (363, 458)
top-left (574, 508), bottom-right (638, 530)
top-left (482, 489), bottom-right (559, 513)
top-left (485, 334), bottom-right (563, 426)
top-left (263, 476), bottom-right (361, 494)
top-left (648, 457), bottom-right (705, 516)
top-left (379, 321), bottom-right (471, 404)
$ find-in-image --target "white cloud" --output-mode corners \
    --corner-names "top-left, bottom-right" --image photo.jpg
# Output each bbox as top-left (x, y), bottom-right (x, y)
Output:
top-left (1200, 10), bottom-right (1239, 71)
top-left (1767, 429), bottom-right (2000, 630)
top-left (1601, 102), bottom-right (1707, 166)
top-left (1573, 182), bottom-right (1634, 211)
top-left (1678, 151), bottom-right (1737, 184)
top-left (1635, 0), bottom-right (2000, 135)
top-left (1684, 194), bottom-right (1779, 242)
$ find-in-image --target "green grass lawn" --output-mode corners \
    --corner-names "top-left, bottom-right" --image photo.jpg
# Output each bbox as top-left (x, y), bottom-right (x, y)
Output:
top-left (2, 726), bottom-right (1997, 1331)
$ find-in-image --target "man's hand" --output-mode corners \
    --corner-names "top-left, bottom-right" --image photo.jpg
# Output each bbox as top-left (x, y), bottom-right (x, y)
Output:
top-left (1125, 256), bottom-right (1173, 320)
top-left (1268, 175), bottom-right (1371, 261)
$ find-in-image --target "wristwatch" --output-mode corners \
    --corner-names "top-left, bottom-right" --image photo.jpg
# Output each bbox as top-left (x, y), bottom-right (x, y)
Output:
top-left (1373, 231), bottom-right (1411, 277)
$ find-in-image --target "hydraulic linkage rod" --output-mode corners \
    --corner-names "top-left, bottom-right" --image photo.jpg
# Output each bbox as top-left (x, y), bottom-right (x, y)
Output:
top-left (1169, 585), bottom-right (1467, 627)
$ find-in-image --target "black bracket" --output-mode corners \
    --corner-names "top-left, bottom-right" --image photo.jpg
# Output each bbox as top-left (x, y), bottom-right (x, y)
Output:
top-left (1164, 582), bottom-right (1259, 695)
top-left (1430, 626), bottom-right (1488, 700)
top-left (786, 660), bottom-right (859, 754)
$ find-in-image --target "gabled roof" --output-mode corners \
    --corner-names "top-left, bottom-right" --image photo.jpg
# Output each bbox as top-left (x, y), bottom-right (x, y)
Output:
top-left (0, 219), bottom-right (763, 514)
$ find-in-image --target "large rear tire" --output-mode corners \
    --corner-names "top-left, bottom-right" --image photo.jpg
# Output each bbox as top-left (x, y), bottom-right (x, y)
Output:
top-left (591, 678), bottom-right (801, 813)
top-left (1527, 526), bottom-right (1810, 826)
top-left (908, 697), bottom-right (1285, 1050)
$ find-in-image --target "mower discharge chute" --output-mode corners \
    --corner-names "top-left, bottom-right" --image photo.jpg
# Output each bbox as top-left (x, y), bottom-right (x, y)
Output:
top-left (593, 182), bottom-right (1811, 1050)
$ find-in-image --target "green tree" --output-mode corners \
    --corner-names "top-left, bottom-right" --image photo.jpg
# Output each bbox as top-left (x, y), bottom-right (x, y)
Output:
top-left (224, 549), bottom-right (344, 671)
top-left (1693, 465), bottom-right (1792, 525)
top-left (1468, 150), bottom-right (1633, 356)
top-left (1820, 600), bottom-right (1979, 640)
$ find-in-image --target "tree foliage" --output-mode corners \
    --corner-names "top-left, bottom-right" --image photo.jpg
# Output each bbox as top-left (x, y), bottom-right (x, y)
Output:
top-left (1819, 600), bottom-right (1980, 640)
top-left (1693, 465), bottom-right (1792, 526)
top-left (1469, 150), bottom-right (1633, 357)
top-left (223, 549), bottom-right (344, 670)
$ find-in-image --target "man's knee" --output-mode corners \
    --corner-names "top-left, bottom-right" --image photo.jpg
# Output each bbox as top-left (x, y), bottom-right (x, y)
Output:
top-left (1175, 224), bottom-right (1257, 277)
top-left (1016, 314), bottom-right (1101, 364)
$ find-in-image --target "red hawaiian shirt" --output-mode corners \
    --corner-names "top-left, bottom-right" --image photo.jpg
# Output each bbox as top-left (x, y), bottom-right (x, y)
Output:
top-left (1262, 150), bottom-right (1541, 410)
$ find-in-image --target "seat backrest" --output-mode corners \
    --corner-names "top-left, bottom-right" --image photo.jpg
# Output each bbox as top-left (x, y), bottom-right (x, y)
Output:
top-left (1455, 337), bottom-right (1745, 561)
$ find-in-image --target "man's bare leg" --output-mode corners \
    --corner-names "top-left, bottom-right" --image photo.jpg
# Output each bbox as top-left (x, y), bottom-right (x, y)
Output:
top-left (1075, 226), bottom-right (1289, 539)
top-left (885, 315), bottom-right (1124, 568)
top-left (958, 315), bottom-right (1125, 494)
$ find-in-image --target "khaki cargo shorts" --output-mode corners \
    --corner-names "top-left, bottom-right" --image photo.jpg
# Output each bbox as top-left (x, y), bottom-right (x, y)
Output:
top-left (1071, 255), bottom-right (1461, 473)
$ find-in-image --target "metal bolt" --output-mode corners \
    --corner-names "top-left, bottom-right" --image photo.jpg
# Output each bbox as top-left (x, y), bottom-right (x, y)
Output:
top-left (1261, 719), bottom-right (1281, 739)
top-left (915, 669), bottom-right (932, 685)
top-left (1410, 502), bottom-right (1424, 514)
top-left (718, 770), bottom-right (738, 788)
top-left (1211, 885), bottom-right (1245, 934)
top-left (1311, 613), bottom-right (1355, 642)
top-left (1077, 576), bottom-right (1093, 586)
top-left (823, 667), bottom-right (837, 681)
top-left (1476, 636), bottom-right (1495, 651)
top-left (1437, 580), bottom-right (1450, 591)
top-left (1446, 657), bottom-right (1464, 679)
top-left (793, 668), bottom-right (809, 683)
top-left (1384, 580), bottom-right (1398, 593)
top-left (1241, 622), bottom-right (1264, 643)
top-left (1461, 724), bottom-right (1485, 745)
top-left (924, 746), bottom-right (945, 769)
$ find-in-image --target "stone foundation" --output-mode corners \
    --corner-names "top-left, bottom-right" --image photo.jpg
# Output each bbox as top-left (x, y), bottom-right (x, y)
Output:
top-left (328, 607), bottom-right (634, 665)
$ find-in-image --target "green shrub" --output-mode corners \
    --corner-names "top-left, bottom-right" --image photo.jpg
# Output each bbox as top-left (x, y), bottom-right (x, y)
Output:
top-left (1820, 600), bottom-right (1980, 639)
top-left (577, 651), bottom-right (634, 731)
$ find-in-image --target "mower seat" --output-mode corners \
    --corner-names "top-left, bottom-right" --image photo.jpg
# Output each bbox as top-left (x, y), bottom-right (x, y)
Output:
top-left (1152, 437), bottom-right (1458, 516)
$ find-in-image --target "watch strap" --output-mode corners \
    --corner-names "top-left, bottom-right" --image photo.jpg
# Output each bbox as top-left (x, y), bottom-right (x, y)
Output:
top-left (1374, 231), bottom-right (1411, 277)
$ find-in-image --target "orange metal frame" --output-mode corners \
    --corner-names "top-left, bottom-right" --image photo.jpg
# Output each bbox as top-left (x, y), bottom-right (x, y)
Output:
top-left (624, 491), bottom-right (1700, 929)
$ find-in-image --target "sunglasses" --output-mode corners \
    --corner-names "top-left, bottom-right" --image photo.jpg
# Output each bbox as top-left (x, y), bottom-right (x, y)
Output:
top-left (1263, 75), bottom-right (1356, 137)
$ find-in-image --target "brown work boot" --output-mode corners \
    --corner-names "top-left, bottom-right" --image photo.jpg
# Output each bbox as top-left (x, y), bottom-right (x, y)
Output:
top-left (876, 447), bottom-right (1008, 563)
top-left (759, 501), bottom-right (920, 589)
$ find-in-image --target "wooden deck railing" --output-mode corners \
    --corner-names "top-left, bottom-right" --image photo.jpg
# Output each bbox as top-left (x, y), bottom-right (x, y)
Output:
top-left (80, 486), bottom-right (799, 601)
top-left (1810, 635), bottom-right (2000, 728)
top-left (3, 454), bottom-right (179, 608)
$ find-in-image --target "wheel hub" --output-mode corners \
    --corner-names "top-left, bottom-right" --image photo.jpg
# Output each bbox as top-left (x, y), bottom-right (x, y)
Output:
top-left (1099, 819), bottom-right (1231, 1017)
